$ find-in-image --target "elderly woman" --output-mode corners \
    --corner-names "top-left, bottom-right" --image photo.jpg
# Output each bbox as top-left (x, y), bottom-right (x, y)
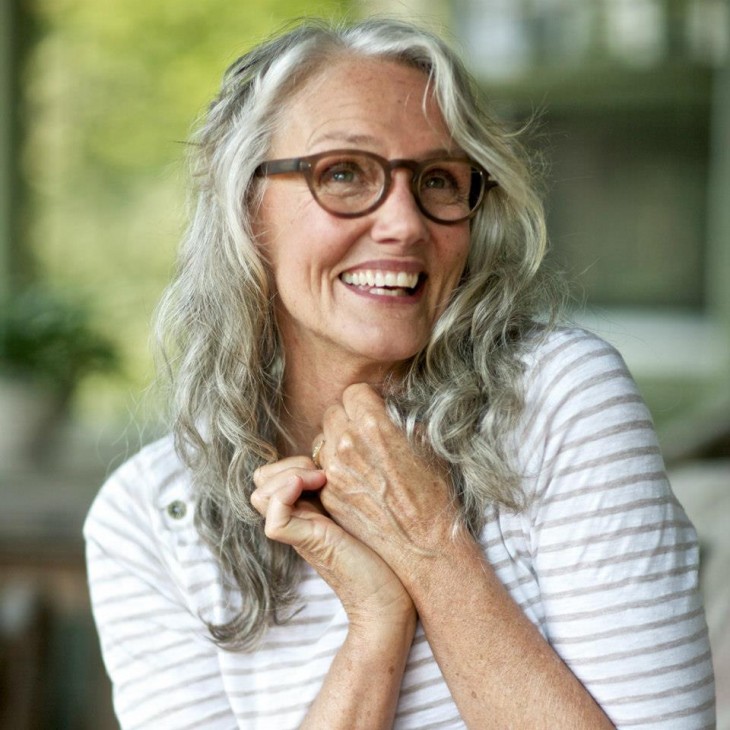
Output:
top-left (85, 18), bottom-right (715, 730)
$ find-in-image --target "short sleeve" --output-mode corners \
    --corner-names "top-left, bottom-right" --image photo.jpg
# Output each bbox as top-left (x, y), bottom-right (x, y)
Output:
top-left (84, 441), bottom-right (238, 729)
top-left (520, 330), bottom-right (715, 729)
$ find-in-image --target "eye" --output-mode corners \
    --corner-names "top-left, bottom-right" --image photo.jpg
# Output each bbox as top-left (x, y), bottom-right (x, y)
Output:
top-left (321, 162), bottom-right (360, 184)
top-left (316, 156), bottom-right (373, 188)
top-left (422, 169), bottom-right (458, 190)
top-left (419, 160), bottom-right (474, 202)
top-left (314, 154), bottom-right (382, 200)
top-left (420, 166), bottom-right (467, 201)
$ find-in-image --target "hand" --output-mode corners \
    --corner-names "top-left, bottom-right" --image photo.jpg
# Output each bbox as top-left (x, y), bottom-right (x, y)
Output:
top-left (314, 383), bottom-right (463, 578)
top-left (251, 456), bottom-right (415, 627)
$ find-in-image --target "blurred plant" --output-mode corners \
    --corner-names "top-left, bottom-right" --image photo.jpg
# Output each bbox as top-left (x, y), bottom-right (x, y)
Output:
top-left (0, 285), bottom-right (121, 401)
top-left (22, 0), bottom-right (348, 419)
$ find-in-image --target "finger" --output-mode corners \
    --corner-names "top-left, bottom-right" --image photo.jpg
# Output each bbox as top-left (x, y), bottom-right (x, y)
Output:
top-left (263, 478), bottom-right (307, 542)
top-left (340, 385), bottom-right (395, 445)
top-left (251, 469), bottom-right (326, 516)
top-left (264, 479), bottom-right (331, 548)
top-left (254, 466), bottom-right (326, 497)
top-left (320, 402), bottom-right (351, 463)
top-left (341, 382), bottom-right (386, 420)
top-left (321, 400), bottom-right (348, 430)
top-left (254, 455), bottom-right (322, 487)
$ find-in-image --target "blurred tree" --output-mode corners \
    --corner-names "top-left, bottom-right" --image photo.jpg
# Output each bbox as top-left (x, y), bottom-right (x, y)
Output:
top-left (1, 0), bottom-right (37, 295)
top-left (22, 0), bottom-right (350, 423)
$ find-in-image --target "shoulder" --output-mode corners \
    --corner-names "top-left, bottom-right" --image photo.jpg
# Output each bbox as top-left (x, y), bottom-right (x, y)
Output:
top-left (513, 327), bottom-right (665, 500)
top-left (83, 435), bottom-right (229, 622)
top-left (83, 435), bottom-right (195, 553)
top-left (517, 326), bottom-right (645, 433)
top-left (519, 326), bottom-right (633, 396)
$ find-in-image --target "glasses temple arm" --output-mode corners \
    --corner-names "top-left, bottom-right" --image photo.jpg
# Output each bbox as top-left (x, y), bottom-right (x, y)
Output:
top-left (254, 158), bottom-right (306, 177)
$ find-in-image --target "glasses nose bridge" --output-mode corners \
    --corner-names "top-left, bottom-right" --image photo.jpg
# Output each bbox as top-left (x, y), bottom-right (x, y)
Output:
top-left (383, 158), bottom-right (422, 202)
top-left (386, 158), bottom-right (420, 181)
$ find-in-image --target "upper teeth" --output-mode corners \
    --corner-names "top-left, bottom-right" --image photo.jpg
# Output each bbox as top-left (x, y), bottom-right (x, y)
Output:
top-left (341, 270), bottom-right (420, 288)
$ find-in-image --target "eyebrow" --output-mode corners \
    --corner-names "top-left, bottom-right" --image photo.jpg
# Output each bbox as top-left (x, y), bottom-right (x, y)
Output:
top-left (307, 131), bottom-right (382, 150)
top-left (307, 131), bottom-right (461, 158)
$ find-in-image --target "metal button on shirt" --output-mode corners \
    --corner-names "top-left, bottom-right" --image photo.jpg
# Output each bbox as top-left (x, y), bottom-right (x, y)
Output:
top-left (166, 500), bottom-right (187, 520)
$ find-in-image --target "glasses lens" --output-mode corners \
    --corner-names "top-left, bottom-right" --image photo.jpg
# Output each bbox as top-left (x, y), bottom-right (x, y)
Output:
top-left (311, 152), bottom-right (384, 216)
top-left (417, 160), bottom-right (483, 223)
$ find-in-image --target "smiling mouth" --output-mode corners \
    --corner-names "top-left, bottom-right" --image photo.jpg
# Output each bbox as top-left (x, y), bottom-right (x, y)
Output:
top-left (340, 269), bottom-right (425, 297)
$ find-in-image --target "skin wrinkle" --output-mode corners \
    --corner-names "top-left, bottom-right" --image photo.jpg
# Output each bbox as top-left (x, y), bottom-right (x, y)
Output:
top-left (320, 390), bottom-right (458, 560)
top-left (323, 443), bottom-right (443, 560)
top-left (164, 20), bottom-right (558, 656)
top-left (111, 20), bottom-right (711, 729)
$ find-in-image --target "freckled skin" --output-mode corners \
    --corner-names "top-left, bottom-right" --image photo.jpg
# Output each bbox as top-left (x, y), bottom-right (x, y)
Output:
top-left (251, 56), bottom-right (615, 730)
top-left (318, 385), bottom-right (453, 563)
top-left (254, 57), bottom-right (470, 373)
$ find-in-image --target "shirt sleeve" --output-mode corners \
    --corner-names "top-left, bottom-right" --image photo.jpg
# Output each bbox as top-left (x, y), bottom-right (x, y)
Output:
top-left (522, 330), bottom-right (716, 729)
top-left (84, 446), bottom-right (238, 730)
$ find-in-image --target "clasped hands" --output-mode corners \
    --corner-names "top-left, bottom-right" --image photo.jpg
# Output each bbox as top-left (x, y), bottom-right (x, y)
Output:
top-left (250, 382), bottom-right (459, 624)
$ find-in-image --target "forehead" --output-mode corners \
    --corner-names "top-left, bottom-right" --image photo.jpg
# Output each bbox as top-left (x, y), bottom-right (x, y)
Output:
top-left (270, 57), bottom-right (453, 156)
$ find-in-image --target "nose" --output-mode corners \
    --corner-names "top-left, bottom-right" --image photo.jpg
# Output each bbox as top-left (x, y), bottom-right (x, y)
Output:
top-left (369, 169), bottom-right (429, 245)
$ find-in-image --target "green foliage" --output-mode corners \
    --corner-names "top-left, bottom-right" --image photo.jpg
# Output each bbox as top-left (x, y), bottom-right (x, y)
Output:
top-left (22, 0), bottom-right (351, 419)
top-left (0, 285), bottom-right (120, 393)
top-left (31, 0), bottom-right (353, 179)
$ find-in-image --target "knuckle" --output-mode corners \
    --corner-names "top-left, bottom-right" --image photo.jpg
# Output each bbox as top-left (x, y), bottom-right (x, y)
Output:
top-left (324, 459), bottom-right (343, 481)
top-left (322, 403), bottom-right (343, 429)
top-left (320, 483), bottom-right (343, 511)
top-left (263, 520), bottom-right (278, 539)
top-left (337, 431), bottom-right (356, 454)
top-left (344, 382), bottom-right (378, 405)
top-left (361, 412), bottom-right (380, 432)
top-left (344, 382), bottom-right (368, 398)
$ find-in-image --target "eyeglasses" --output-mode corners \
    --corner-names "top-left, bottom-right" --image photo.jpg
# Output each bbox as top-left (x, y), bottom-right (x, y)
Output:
top-left (254, 149), bottom-right (497, 225)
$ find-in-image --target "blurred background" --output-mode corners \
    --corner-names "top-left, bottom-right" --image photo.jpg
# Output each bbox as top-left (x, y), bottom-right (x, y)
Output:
top-left (1, 0), bottom-right (728, 727)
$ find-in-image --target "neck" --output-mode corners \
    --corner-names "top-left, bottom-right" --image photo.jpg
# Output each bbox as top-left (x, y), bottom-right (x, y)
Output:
top-left (279, 354), bottom-right (396, 458)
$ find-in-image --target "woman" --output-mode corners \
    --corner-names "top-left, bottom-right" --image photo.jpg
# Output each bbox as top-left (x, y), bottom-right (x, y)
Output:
top-left (85, 18), bottom-right (715, 729)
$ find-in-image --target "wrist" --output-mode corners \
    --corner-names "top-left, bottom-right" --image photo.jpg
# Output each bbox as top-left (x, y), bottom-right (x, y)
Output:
top-left (397, 528), bottom-right (485, 603)
top-left (334, 568), bottom-right (417, 631)
top-left (348, 601), bottom-right (417, 630)
top-left (346, 609), bottom-right (417, 653)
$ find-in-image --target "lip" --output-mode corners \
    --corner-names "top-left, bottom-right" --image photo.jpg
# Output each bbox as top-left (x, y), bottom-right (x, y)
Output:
top-left (340, 259), bottom-right (426, 275)
top-left (338, 259), bottom-right (427, 303)
top-left (340, 281), bottom-right (426, 303)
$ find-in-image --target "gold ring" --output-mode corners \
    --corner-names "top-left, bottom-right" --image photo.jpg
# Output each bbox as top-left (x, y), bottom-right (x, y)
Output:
top-left (311, 439), bottom-right (325, 469)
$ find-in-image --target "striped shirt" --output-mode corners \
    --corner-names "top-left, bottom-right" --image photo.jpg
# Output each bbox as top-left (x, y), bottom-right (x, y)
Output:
top-left (84, 328), bottom-right (716, 729)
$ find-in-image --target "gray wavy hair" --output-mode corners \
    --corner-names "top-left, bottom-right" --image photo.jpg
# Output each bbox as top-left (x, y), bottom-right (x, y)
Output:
top-left (155, 17), bottom-right (559, 649)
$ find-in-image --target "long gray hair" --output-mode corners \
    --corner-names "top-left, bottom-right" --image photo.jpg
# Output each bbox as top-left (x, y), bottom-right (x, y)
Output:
top-left (155, 17), bottom-right (558, 649)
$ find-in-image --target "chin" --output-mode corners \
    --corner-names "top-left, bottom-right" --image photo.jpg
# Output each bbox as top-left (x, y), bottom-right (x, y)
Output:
top-left (316, 320), bottom-right (431, 370)
top-left (350, 339), bottom-right (426, 368)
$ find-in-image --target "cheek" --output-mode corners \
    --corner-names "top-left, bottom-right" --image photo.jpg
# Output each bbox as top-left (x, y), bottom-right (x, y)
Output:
top-left (261, 194), bottom-right (352, 267)
top-left (267, 227), bottom-right (338, 302)
top-left (443, 231), bottom-right (471, 281)
top-left (255, 181), bottom-right (314, 242)
top-left (256, 208), bottom-right (307, 281)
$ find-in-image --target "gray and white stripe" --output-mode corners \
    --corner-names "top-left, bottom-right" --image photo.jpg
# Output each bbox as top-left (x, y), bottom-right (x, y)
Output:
top-left (85, 328), bottom-right (715, 729)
